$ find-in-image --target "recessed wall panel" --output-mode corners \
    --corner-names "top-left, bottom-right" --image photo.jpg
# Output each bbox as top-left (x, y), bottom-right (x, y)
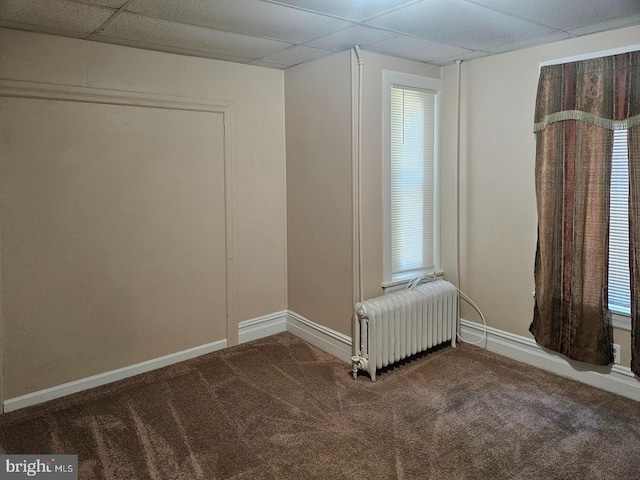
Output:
top-left (0, 97), bottom-right (226, 398)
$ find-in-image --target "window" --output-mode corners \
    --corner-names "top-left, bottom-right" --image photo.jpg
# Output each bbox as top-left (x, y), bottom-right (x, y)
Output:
top-left (383, 71), bottom-right (442, 285)
top-left (609, 128), bottom-right (630, 316)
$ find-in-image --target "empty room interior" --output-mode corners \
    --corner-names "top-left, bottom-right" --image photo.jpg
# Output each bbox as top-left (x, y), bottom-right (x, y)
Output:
top-left (1, 1), bottom-right (640, 479)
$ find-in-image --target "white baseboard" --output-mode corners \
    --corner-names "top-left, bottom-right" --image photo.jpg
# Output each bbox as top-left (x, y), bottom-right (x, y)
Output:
top-left (3, 339), bottom-right (227, 413)
top-left (3, 309), bottom-right (351, 413)
top-left (286, 311), bottom-right (352, 363)
top-left (237, 309), bottom-right (352, 363)
top-left (238, 310), bottom-right (288, 344)
top-left (7, 313), bottom-right (636, 412)
top-left (460, 319), bottom-right (640, 401)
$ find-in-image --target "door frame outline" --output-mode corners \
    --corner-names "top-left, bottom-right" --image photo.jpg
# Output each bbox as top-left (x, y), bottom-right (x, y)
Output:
top-left (0, 79), bottom-right (238, 413)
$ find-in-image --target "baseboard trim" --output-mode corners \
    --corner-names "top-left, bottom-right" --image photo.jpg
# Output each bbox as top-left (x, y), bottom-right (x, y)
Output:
top-left (7, 314), bottom-right (636, 412)
top-left (3, 339), bottom-right (227, 413)
top-left (238, 310), bottom-right (288, 344)
top-left (286, 311), bottom-right (352, 363)
top-left (460, 319), bottom-right (640, 401)
top-left (238, 309), bottom-right (353, 363)
top-left (3, 309), bottom-right (352, 413)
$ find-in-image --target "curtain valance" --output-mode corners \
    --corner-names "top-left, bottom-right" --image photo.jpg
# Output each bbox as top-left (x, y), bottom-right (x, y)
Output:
top-left (534, 51), bottom-right (640, 132)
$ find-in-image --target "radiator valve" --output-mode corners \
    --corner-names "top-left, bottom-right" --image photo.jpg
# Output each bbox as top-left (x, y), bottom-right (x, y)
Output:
top-left (351, 355), bottom-right (368, 380)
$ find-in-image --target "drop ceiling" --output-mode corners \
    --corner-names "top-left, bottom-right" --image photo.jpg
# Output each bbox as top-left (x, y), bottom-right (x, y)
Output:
top-left (1, 0), bottom-right (639, 69)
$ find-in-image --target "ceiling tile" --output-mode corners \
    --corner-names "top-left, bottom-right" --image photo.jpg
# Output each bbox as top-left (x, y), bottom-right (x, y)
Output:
top-left (72, 0), bottom-right (129, 8)
top-left (366, 35), bottom-right (473, 64)
top-left (264, 0), bottom-right (420, 21)
top-left (367, 0), bottom-right (555, 50)
top-left (485, 31), bottom-right (574, 55)
top-left (259, 45), bottom-right (334, 66)
top-left (567, 13), bottom-right (640, 37)
top-left (92, 34), bottom-right (254, 63)
top-left (100, 12), bottom-right (293, 58)
top-left (0, 0), bottom-right (114, 34)
top-left (435, 50), bottom-right (492, 66)
top-left (2, 0), bottom-right (638, 70)
top-left (306, 25), bottom-right (397, 51)
top-left (126, 0), bottom-right (352, 44)
top-left (468, 0), bottom-right (640, 31)
top-left (247, 59), bottom-right (291, 69)
top-left (0, 19), bottom-right (90, 39)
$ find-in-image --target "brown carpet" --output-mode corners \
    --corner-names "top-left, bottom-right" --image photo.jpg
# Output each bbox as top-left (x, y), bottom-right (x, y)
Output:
top-left (1, 332), bottom-right (639, 479)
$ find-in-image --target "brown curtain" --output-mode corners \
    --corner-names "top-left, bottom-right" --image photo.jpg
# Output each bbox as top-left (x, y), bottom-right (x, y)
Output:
top-left (531, 54), bottom-right (639, 366)
top-left (628, 53), bottom-right (640, 376)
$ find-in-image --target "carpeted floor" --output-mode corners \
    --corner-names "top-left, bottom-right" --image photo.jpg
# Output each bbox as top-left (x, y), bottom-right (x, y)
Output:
top-left (1, 332), bottom-right (639, 479)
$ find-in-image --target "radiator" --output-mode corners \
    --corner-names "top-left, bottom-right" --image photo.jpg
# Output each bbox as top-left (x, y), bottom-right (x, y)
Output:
top-left (351, 280), bottom-right (458, 381)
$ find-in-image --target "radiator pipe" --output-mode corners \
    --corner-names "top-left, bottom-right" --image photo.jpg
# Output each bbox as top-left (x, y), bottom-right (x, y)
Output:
top-left (354, 45), bottom-right (363, 64)
top-left (353, 45), bottom-right (364, 305)
top-left (351, 45), bottom-right (365, 379)
top-left (455, 59), bottom-right (462, 338)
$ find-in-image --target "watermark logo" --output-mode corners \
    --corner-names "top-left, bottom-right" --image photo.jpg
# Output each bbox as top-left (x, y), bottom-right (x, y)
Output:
top-left (0, 456), bottom-right (77, 479)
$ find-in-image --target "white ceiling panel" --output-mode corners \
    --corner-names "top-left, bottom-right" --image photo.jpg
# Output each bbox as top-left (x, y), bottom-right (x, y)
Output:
top-left (307, 25), bottom-right (398, 51)
top-left (100, 12), bottom-right (293, 59)
top-left (72, 0), bottom-right (129, 8)
top-left (567, 13), bottom-right (640, 37)
top-left (0, 0), bottom-right (114, 34)
top-left (468, 0), bottom-right (640, 31)
top-left (1, 0), bottom-right (639, 69)
top-left (436, 49), bottom-right (495, 65)
top-left (126, 0), bottom-right (352, 44)
top-left (0, 19), bottom-right (91, 39)
top-left (367, 0), bottom-right (555, 50)
top-left (259, 45), bottom-right (335, 66)
top-left (247, 58), bottom-right (292, 69)
top-left (265, 0), bottom-right (420, 21)
top-left (367, 35), bottom-right (473, 65)
top-left (92, 34), bottom-right (255, 63)
top-left (485, 31), bottom-right (574, 55)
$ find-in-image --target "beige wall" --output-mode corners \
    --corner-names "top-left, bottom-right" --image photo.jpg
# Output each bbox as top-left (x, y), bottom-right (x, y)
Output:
top-left (440, 25), bottom-right (640, 367)
top-left (0, 29), bottom-right (287, 398)
top-left (285, 51), bottom-right (353, 336)
top-left (285, 50), bottom-right (440, 337)
top-left (1, 99), bottom-right (228, 398)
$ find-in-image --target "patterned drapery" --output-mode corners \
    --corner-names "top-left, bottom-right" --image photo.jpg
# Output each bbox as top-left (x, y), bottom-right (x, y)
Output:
top-left (627, 53), bottom-right (640, 375)
top-left (531, 52), bottom-right (640, 371)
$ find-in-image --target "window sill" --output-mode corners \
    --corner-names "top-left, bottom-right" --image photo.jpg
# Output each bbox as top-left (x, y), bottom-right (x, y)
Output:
top-left (611, 311), bottom-right (631, 332)
top-left (382, 271), bottom-right (444, 294)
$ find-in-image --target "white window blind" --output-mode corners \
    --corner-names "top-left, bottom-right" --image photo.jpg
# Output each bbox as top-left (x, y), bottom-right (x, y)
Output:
top-left (609, 128), bottom-right (630, 315)
top-left (389, 86), bottom-right (437, 279)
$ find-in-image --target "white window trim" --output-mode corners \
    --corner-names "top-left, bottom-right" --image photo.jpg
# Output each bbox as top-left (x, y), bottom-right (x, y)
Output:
top-left (382, 70), bottom-right (443, 287)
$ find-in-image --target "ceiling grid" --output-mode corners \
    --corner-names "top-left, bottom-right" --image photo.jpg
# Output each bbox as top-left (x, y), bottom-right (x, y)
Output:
top-left (0, 0), bottom-right (639, 68)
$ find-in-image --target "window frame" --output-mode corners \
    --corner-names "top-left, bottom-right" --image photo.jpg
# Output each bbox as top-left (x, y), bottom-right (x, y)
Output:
top-left (382, 70), bottom-right (443, 287)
